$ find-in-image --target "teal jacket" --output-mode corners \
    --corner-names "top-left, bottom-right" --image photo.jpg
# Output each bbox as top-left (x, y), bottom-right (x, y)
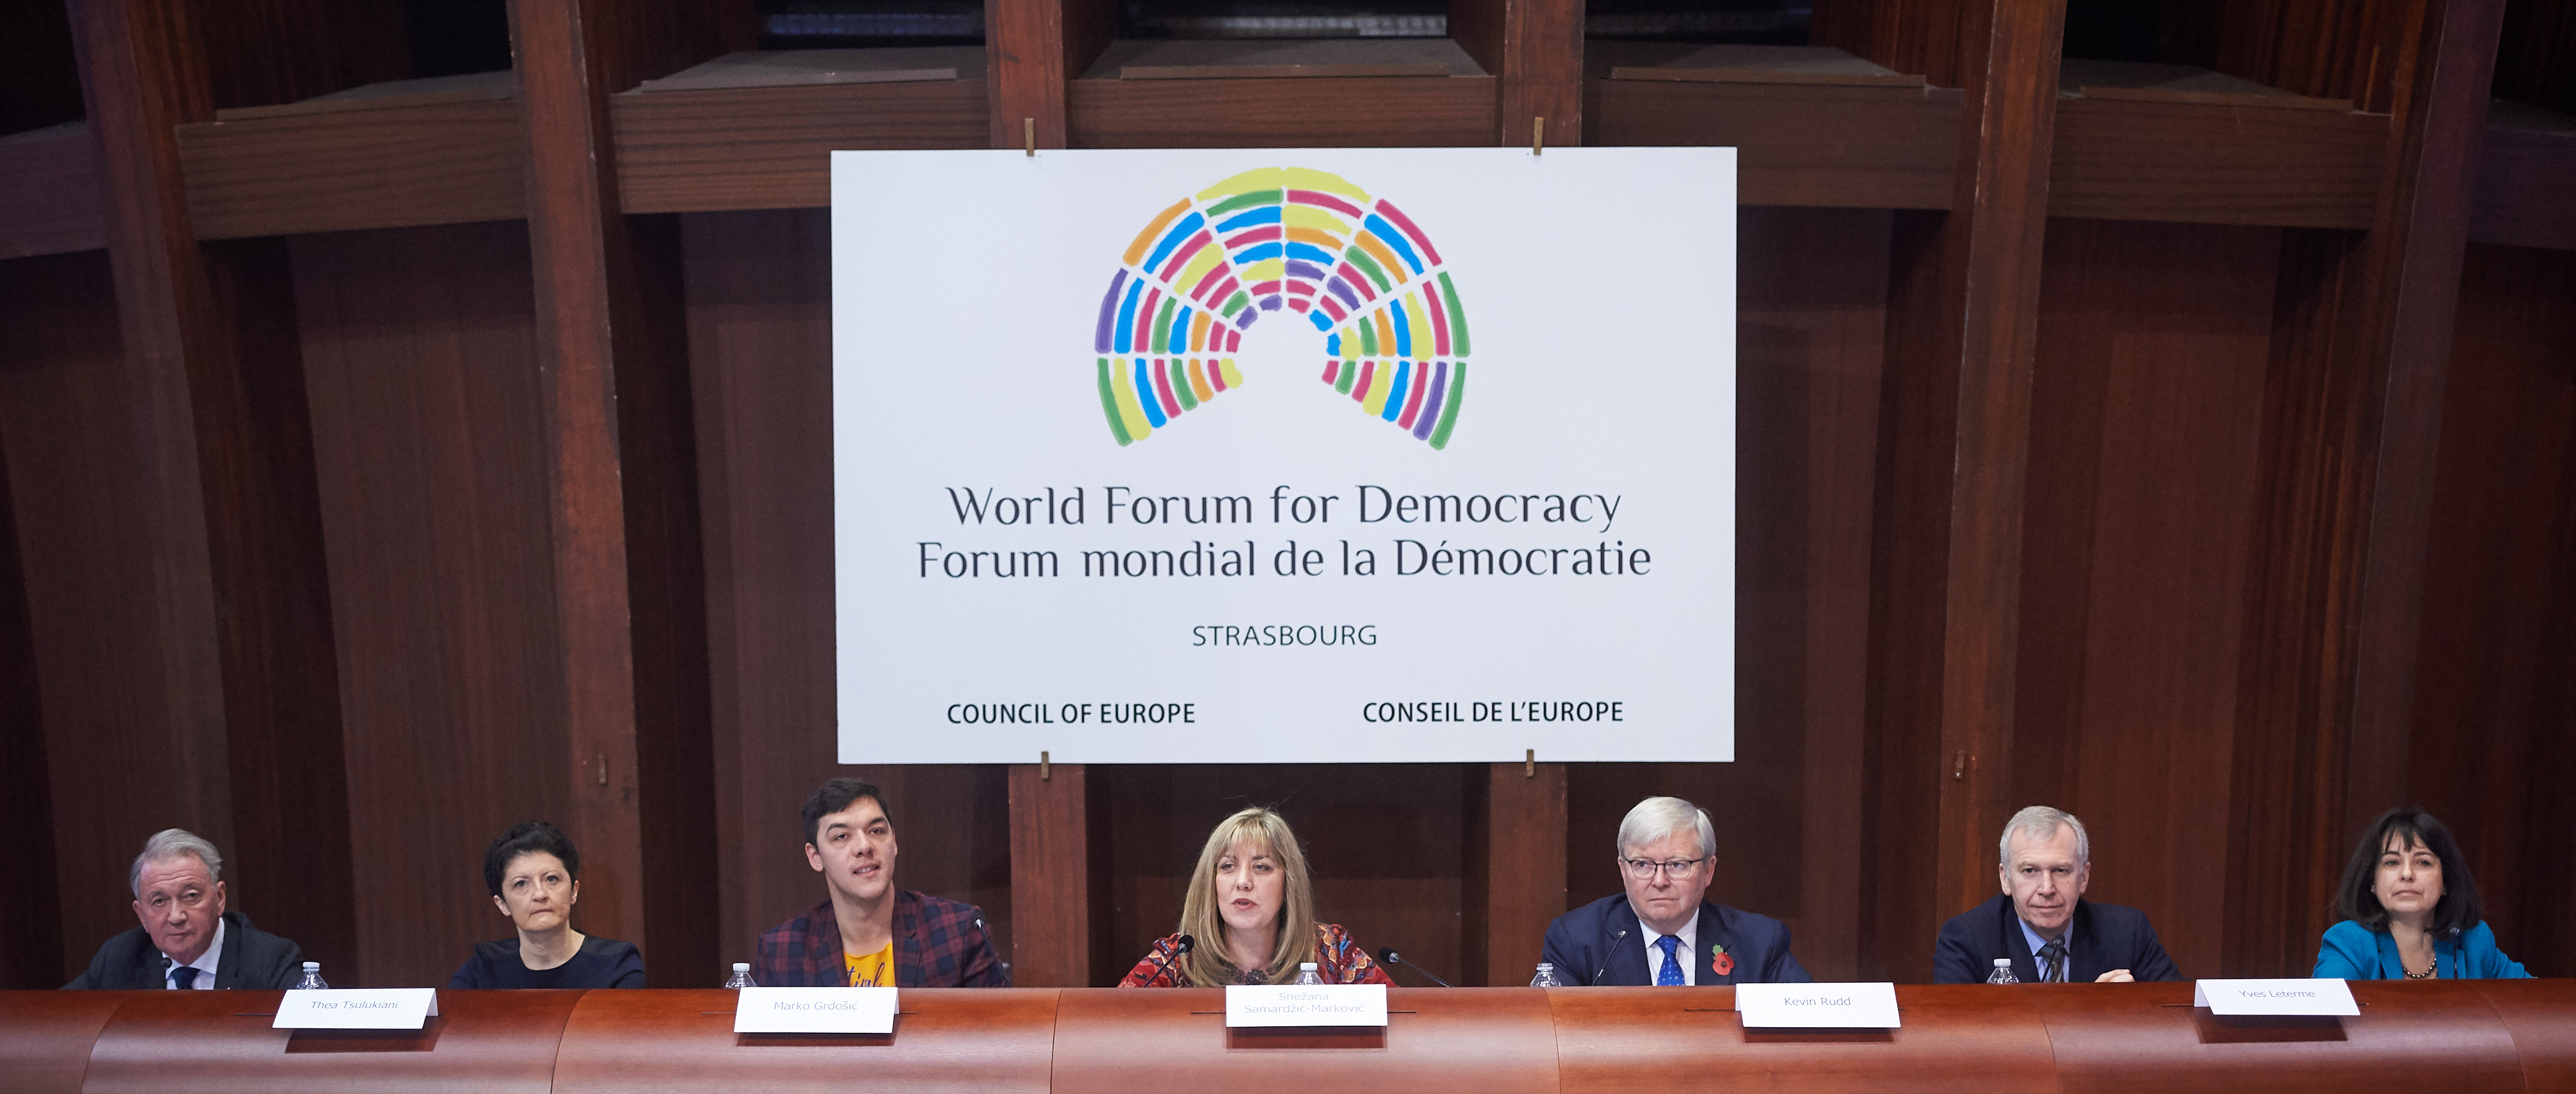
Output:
top-left (2313, 919), bottom-right (2531, 980)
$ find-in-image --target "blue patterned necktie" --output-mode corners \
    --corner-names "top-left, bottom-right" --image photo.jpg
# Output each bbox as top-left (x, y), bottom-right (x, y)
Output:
top-left (170, 966), bottom-right (199, 990)
top-left (1655, 935), bottom-right (1685, 986)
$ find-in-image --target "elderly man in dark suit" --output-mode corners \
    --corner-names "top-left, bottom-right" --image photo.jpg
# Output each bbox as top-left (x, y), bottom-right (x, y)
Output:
top-left (752, 778), bottom-right (1007, 988)
top-left (65, 829), bottom-right (302, 990)
top-left (1934, 806), bottom-right (2180, 983)
top-left (1541, 796), bottom-right (1811, 986)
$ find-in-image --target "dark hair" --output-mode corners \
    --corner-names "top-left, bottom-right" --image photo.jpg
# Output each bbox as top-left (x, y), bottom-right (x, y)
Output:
top-left (484, 822), bottom-right (581, 897)
top-left (803, 778), bottom-right (889, 848)
top-left (2335, 806), bottom-right (2482, 935)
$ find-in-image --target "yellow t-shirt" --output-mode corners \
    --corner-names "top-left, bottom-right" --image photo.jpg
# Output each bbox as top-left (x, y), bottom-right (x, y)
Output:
top-left (844, 941), bottom-right (894, 988)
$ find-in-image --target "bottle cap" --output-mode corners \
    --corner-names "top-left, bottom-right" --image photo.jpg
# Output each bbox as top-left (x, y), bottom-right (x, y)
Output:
top-left (1536, 962), bottom-right (1553, 969)
top-left (1299, 962), bottom-right (1318, 970)
top-left (1992, 958), bottom-right (2012, 967)
top-left (304, 961), bottom-right (320, 969)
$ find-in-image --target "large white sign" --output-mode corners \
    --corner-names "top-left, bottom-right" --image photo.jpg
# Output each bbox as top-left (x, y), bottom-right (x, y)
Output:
top-left (832, 146), bottom-right (1735, 763)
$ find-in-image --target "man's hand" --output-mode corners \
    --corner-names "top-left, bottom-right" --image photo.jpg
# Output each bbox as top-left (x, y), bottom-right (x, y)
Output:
top-left (2094, 969), bottom-right (2135, 983)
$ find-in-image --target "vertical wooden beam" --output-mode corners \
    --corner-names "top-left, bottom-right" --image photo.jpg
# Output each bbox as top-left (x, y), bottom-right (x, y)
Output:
top-left (989, 0), bottom-right (1111, 149)
top-left (1475, 761), bottom-right (1566, 986)
top-left (1009, 762), bottom-right (1099, 986)
top-left (1856, 0), bottom-right (2064, 980)
top-left (63, 0), bottom-right (356, 971)
top-left (0, 437), bottom-right (64, 988)
top-left (1449, 0), bottom-right (1584, 147)
top-left (2225, 0), bottom-right (2510, 977)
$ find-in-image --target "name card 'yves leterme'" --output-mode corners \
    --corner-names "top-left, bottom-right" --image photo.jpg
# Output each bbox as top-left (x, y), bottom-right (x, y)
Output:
top-left (1735, 982), bottom-right (1902, 1028)
top-left (272, 988), bottom-right (438, 1029)
top-left (732, 987), bottom-right (899, 1033)
top-left (2193, 978), bottom-right (2359, 1016)
top-left (1225, 983), bottom-right (1389, 1027)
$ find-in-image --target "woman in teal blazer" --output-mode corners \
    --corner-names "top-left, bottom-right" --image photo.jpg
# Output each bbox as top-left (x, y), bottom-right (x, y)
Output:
top-left (2313, 807), bottom-right (2531, 980)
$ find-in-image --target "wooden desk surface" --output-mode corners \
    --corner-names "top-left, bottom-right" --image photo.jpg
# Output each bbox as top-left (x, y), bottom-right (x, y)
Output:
top-left (6, 982), bottom-right (2569, 1093)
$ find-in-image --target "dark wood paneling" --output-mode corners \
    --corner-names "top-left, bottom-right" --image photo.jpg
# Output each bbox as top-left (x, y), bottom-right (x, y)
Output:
top-left (1477, 762), bottom-right (1566, 986)
top-left (2050, 100), bottom-right (2385, 228)
top-left (2470, 119), bottom-right (2576, 253)
top-left (1090, 765), bottom-right (1467, 989)
top-left (1588, 81), bottom-right (1962, 209)
top-left (986, 0), bottom-right (1115, 149)
top-left (0, 0), bottom-right (84, 136)
top-left (0, 329), bottom-right (63, 990)
top-left (1011, 764), bottom-right (1103, 986)
top-left (2407, 242), bottom-right (2576, 977)
top-left (177, 101), bottom-right (526, 240)
top-left (2016, 217), bottom-right (2279, 979)
top-left (681, 209), bottom-right (1009, 971)
top-left (1068, 76), bottom-right (1499, 149)
top-left (2493, 0), bottom-right (2576, 115)
top-left (612, 81), bottom-right (989, 214)
top-left (0, 127), bottom-right (105, 259)
top-left (290, 221), bottom-right (566, 988)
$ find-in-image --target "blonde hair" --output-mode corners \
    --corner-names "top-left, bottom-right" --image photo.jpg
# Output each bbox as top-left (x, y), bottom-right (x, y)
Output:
top-left (1176, 807), bottom-right (1319, 986)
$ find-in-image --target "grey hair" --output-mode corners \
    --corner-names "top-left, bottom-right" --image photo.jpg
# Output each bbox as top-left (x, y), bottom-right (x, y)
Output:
top-left (130, 829), bottom-right (224, 897)
top-left (1617, 796), bottom-right (1716, 859)
top-left (1998, 806), bottom-right (2089, 866)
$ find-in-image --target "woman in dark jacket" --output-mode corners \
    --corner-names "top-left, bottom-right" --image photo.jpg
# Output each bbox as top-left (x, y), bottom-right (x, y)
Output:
top-left (450, 822), bottom-right (644, 989)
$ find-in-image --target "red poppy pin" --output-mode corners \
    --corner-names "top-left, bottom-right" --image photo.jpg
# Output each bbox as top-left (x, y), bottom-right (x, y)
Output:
top-left (1712, 944), bottom-right (1734, 977)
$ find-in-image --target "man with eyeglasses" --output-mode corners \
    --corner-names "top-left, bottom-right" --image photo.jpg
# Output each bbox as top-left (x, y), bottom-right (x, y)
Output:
top-left (64, 829), bottom-right (303, 990)
top-left (1540, 796), bottom-right (1811, 986)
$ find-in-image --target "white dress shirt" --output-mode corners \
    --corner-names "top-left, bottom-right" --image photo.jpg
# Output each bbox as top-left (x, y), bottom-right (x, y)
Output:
top-left (1639, 915), bottom-right (1700, 986)
top-left (164, 917), bottom-right (224, 989)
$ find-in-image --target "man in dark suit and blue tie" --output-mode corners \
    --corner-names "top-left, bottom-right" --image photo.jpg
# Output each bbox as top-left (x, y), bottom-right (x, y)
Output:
top-left (1541, 796), bottom-right (1811, 986)
top-left (1933, 806), bottom-right (2180, 983)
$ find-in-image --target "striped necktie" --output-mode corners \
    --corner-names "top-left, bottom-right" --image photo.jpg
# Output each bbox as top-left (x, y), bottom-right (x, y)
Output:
top-left (2038, 938), bottom-right (2067, 983)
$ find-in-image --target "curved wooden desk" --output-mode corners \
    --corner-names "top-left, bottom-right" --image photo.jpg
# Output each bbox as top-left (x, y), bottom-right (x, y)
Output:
top-left (550, 987), bottom-right (1058, 1093)
top-left (4, 981), bottom-right (2573, 1092)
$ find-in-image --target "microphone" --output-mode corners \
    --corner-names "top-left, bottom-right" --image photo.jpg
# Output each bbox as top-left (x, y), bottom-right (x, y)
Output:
top-left (1374, 948), bottom-right (1455, 988)
top-left (1152, 934), bottom-right (1196, 987)
top-left (1597, 928), bottom-right (1628, 984)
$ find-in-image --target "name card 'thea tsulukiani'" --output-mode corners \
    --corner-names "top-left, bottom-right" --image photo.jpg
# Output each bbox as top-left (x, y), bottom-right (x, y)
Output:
top-left (2193, 978), bottom-right (2359, 1016)
top-left (272, 988), bottom-right (438, 1029)
top-left (1735, 982), bottom-right (1902, 1028)
top-left (732, 987), bottom-right (899, 1033)
top-left (1225, 983), bottom-right (1390, 1027)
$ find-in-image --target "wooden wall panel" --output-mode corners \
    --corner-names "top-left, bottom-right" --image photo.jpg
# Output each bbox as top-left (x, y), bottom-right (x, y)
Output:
top-left (2406, 242), bottom-right (2576, 978)
top-left (681, 209), bottom-right (1010, 973)
top-left (1068, 78), bottom-right (1499, 149)
top-left (0, 248), bottom-right (235, 983)
top-left (2016, 218), bottom-right (2279, 979)
top-left (290, 221), bottom-right (569, 988)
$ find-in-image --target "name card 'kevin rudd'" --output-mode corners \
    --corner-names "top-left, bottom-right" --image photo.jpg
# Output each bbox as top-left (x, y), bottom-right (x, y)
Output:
top-left (1735, 982), bottom-right (1902, 1028)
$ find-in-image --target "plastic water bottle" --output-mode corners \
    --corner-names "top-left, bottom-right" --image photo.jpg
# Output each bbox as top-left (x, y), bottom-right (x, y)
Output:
top-left (1985, 958), bottom-right (2019, 984)
top-left (724, 963), bottom-right (754, 989)
top-left (1529, 962), bottom-right (1565, 987)
top-left (1294, 962), bottom-right (1323, 984)
top-left (294, 962), bottom-right (328, 990)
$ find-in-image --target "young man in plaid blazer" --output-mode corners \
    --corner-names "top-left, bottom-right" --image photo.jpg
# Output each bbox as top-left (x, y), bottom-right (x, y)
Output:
top-left (752, 778), bottom-right (1009, 988)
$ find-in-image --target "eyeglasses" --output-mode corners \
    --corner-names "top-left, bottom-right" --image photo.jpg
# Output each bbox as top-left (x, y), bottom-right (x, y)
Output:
top-left (1619, 857), bottom-right (1707, 879)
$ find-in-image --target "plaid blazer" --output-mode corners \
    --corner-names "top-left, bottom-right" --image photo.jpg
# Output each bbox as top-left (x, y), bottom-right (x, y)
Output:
top-left (753, 890), bottom-right (1008, 988)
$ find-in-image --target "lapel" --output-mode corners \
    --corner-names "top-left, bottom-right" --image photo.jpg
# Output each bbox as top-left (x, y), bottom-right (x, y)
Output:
top-left (1605, 901), bottom-right (1652, 986)
top-left (212, 913), bottom-right (242, 988)
top-left (892, 890), bottom-right (924, 988)
top-left (1995, 899), bottom-right (2039, 983)
top-left (806, 898), bottom-right (845, 985)
top-left (1695, 903), bottom-right (1728, 985)
top-left (2062, 902), bottom-right (2096, 982)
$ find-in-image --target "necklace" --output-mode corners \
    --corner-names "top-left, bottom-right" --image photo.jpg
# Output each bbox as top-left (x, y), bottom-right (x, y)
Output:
top-left (2404, 951), bottom-right (2437, 979)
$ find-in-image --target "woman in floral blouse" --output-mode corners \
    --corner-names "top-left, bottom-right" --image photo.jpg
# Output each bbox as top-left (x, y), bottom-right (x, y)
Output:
top-left (1118, 806), bottom-right (1392, 987)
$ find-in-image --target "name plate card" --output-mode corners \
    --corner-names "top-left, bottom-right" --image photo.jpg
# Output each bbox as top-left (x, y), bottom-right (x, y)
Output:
top-left (732, 987), bottom-right (899, 1033)
top-left (2193, 979), bottom-right (2359, 1016)
top-left (1224, 983), bottom-right (1389, 1027)
top-left (273, 988), bottom-right (438, 1029)
top-left (1735, 982), bottom-right (1901, 1028)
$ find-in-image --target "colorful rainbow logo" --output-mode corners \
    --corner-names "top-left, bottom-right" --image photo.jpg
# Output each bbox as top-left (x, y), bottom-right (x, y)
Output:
top-left (1091, 166), bottom-right (1470, 449)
